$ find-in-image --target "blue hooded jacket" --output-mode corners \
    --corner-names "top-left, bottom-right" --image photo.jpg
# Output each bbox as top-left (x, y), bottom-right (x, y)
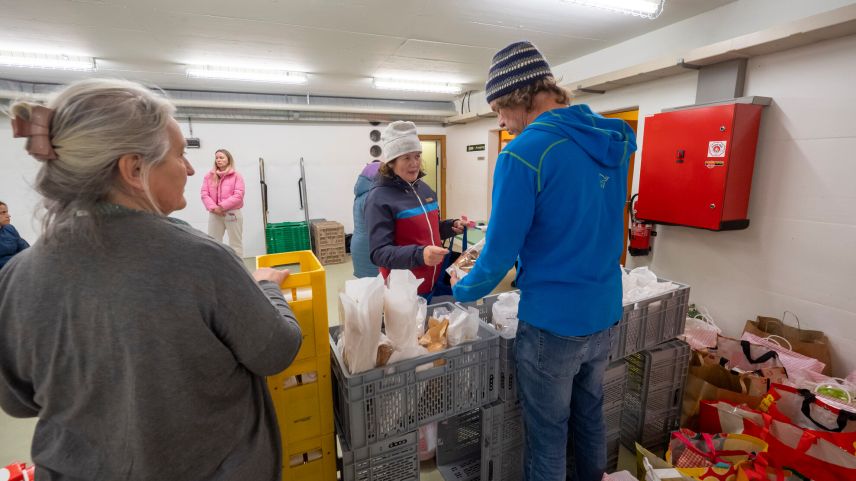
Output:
top-left (453, 105), bottom-right (637, 336)
top-left (351, 161), bottom-right (381, 278)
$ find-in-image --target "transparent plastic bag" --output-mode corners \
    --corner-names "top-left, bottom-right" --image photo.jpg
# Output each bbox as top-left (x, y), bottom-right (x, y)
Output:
top-left (492, 291), bottom-right (520, 338)
top-left (446, 238), bottom-right (485, 279)
top-left (415, 297), bottom-right (427, 337)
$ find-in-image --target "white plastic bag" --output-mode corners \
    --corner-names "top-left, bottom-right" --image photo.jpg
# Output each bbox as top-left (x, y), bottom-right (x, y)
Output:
top-left (622, 266), bottom-right (678, 303)
top-left (446, 238), bottom-right (485, 279)
top-left (417, 422), bottom-right (438, 462)
top-left (383, 270), bottom-right (424, 363)
top-left (448, 306), bottom-right (479, 346)
top-left (387, 295), bottom-right (431, 366)
top-left (630, 266), bottom-right (657, 287)
top-left (492, 291), bottom-right (520, 338)
top-left (339, 275), bottom-right (385, 374)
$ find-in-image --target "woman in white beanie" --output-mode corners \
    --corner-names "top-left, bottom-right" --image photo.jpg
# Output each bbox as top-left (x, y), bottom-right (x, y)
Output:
top-left (364, 121), bottom-right (465, 298)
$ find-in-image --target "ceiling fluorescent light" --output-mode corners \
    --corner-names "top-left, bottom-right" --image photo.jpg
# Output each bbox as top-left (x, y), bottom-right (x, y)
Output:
top-left (374, 78), bottom-right (462, 94)
top-left (0, 51), bottom-right (95, 71)
top-left (187, 66), bottom-right (307, 84)
top-left (563, 0), bottom-right (665, 19)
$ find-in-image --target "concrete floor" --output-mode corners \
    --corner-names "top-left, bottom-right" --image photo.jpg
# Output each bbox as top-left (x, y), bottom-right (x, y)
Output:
top-left (0, 255), bottom-right (636, 478)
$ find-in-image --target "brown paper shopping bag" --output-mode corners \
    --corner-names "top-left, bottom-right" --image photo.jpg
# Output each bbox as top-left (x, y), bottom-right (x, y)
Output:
top-left (743, 312), bottom-right (832, 375)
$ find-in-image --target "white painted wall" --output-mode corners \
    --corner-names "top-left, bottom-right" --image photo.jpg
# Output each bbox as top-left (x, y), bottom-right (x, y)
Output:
top-left (444, 117), bottom-right (498, 223)
top-left (1, 120), bottom-right (443, 258)
top-left (576, 34), bottom-right (856, 376)
top-left (552, 0), bottom-right (856, 87)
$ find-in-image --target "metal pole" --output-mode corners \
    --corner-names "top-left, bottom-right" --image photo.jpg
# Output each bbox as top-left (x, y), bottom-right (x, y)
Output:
top-left (299, 157), bottom-right (312, 251)
top-left (259, 157), bottom-right (268, 227)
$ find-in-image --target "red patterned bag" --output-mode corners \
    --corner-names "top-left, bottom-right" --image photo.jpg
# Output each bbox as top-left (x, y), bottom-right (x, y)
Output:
top-left (759, 383), bottom-right (856, 455)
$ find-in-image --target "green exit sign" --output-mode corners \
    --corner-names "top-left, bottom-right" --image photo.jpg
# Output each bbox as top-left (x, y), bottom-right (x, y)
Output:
top-left (466, 144), bottom-right (485, 152)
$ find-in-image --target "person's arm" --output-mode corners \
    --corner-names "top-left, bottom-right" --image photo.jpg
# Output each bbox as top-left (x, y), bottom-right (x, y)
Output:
top-left (6, 226), bottom-right (29, 252)
top-left (365, 192), bottom-right (424, 269)
top-left (200, 174), bottom-right (217, 211)
top-left (219, 173), bottom-right (245, 211)
top-left (452, 150), bottom-right (536, 302)
top-left (211, 263), bottom-right (302, 376)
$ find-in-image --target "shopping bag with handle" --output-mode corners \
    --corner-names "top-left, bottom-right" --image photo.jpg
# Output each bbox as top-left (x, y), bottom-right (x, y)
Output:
top-left (666, 429), bottom-right (768, 481)
top-left (743, 312), bottom-right (832, 375)
top-left (758, 383), bottom-right (856, 455)
top-left (699, 400), bottom-right (772, 435)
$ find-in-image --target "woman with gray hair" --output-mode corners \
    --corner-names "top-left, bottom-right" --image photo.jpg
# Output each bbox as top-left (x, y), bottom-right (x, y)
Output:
top-left (0, 79), bottom-right (302, 480)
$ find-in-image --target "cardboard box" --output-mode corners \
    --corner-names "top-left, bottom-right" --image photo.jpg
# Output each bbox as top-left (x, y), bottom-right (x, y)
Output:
top-left (309, 221), bottom-right (346, 265)
top-left (310, 221), bottom-right (345, 248)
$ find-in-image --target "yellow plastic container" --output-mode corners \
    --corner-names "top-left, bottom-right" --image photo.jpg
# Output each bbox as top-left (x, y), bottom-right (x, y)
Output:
top-left (267, 354), bottom-right (334, 444)
top-left (282, 433), bottom-right (336, 481)
top-left (256, 250), bottom-right (329, 362)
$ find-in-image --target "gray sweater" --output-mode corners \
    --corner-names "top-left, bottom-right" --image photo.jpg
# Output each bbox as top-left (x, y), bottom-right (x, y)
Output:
top-left (0, 208), bottom-right (302, 481)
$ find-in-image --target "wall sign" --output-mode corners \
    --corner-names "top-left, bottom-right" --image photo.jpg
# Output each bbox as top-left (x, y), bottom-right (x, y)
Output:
top-left (708, 140), bottom-right (727, 157)
top-left (466, 144), bottom-right (485, 152)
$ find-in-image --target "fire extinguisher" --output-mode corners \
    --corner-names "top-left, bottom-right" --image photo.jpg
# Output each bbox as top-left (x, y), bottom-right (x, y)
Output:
top-left (628, 193), bottom-right (655, 256)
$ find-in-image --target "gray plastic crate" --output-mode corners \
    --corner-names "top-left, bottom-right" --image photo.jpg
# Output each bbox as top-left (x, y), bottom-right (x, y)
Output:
top-left (459, 294), bottom-right (518, 402)
top-left (606, 432), bottom-right (621, 472)
top-left (602, 361), bottom-right (627, 413)
top-left (340, 430), bottom-right (419, 481)
top-left (481, 400), bottom-right (524, 452)
top-left (604, 404), bottom-right (623, 437)
top-left (330, 304), bottom-right (500, 450)
top-left (437, 456), bottom-right (481, 481)
top-left (624, 339), bottom-right (690, 416)
top-left (460, 279), bottom-right (689, 366)
top-left (481, 440), bottom-right (523, 481)
top-left (619, 340), bottom-right (690, 452)
top-left (611, 282), bottom-right (690, 361)
top-left (437, 408), bottom-right (481, 466)
top-left (620, 410), bottom-right (681, 457)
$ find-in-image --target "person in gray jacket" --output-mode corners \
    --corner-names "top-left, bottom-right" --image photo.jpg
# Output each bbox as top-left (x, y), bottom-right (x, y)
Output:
top-left (1, 79), bottom-right (302, 481)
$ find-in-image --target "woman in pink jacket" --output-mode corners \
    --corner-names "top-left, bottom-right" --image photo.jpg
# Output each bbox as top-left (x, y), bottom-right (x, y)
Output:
top-left (201, 149), bottom-right (245, 257)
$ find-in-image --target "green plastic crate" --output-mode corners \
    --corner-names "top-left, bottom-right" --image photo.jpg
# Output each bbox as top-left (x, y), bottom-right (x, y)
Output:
top-left (265, 221), bottom-right (310, 254)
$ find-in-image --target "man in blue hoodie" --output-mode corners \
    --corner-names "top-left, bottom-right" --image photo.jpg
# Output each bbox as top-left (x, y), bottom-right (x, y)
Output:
top-left (452, 41), bottom-right (637, 481)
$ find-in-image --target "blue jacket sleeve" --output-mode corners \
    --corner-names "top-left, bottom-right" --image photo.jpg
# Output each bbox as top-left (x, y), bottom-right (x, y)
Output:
top-left (365, 191), bottom-right (425, 269)
top-left (13, 227), bottom-right (29, 252)
top-left (453, 151), bottom-right (536, 302)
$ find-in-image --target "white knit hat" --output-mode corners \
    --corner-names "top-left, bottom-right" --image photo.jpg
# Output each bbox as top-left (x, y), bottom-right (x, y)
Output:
top-left (382, 121), bottom-right (422, 163)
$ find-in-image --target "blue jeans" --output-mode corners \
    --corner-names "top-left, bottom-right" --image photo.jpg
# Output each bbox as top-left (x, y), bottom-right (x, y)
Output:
top-left (514, 320), bottom-right (617, 481)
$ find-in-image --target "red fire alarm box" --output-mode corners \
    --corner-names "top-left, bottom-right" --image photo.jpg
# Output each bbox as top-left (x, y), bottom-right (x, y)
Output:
top-left (635, 102), bottom-right (764, 230)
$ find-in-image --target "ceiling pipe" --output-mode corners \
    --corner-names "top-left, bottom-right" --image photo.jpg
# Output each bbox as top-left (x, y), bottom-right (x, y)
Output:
top-left (0, 89), bottom-right (454, 118)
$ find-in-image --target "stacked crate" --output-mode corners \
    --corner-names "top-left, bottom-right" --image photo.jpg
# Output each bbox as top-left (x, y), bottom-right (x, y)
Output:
top-left (620, 339), bottom-right (691, 456)
top-left (333, 302), bottom-right (500, 481)
top-left (265, 221), bottom-right (311, 254)
top-left (310, 220), bottom-right (346, 265)
top-left (441, 273), bottom-right (691, 479)
top-left (434, 361), bottom-right (628, 481)
top-left (256, 251), bottom-right (335, 481)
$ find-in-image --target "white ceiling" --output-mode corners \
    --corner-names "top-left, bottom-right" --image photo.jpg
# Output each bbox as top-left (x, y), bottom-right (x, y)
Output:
top-left (0, 0), bottom-right (736, 101)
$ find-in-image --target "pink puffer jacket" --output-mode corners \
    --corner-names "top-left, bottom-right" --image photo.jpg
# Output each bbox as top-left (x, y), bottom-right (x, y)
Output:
top-left (201, 169), bottom-right (245, 211)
